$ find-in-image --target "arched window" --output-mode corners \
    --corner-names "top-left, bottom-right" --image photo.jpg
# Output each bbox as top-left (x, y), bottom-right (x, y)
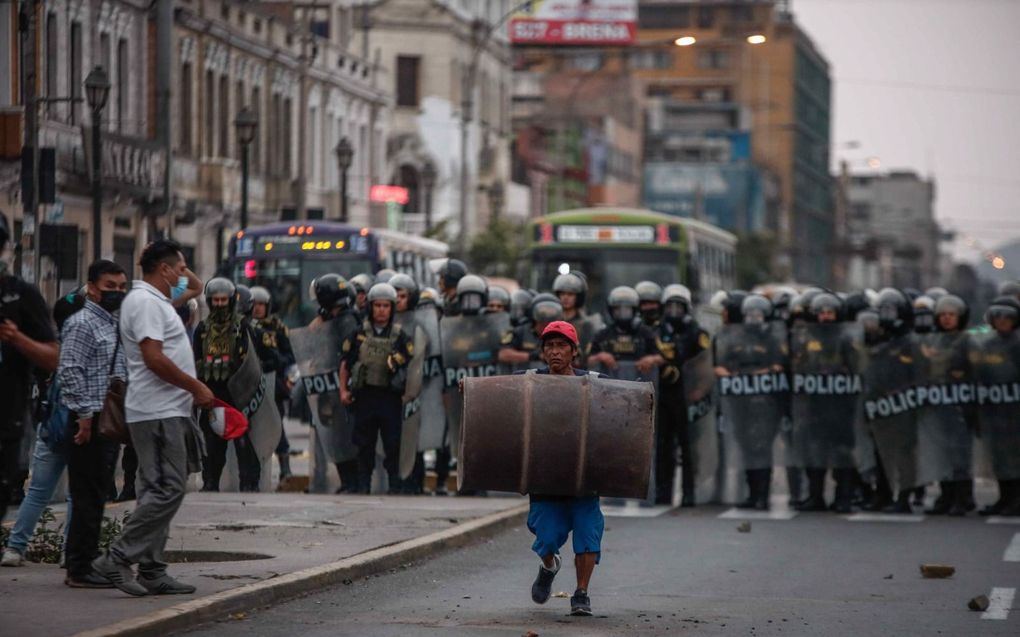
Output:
top-left (398, 164), bottom-right (420, 213)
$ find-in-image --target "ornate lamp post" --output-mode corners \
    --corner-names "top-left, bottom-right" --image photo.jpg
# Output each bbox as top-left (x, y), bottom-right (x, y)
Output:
top-left (234, 106), bottom-right (258, 230)
top-left (84, 66), bottom-right (111, 260)
top-left (334, 137), bottom-right (354, 223)
top-left (421, 159), bottom-right (437, 233)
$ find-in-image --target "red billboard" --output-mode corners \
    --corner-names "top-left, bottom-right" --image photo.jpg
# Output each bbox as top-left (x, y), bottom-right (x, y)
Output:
top-left (509, 0), bottom-right (637, 46)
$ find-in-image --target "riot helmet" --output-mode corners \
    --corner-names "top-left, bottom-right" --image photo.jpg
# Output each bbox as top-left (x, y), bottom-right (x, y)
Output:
top-left (661, 284), bottom-right (692, 325)
top-left (771, 286), bottom-right (798, 323)
top-left (349, 273), bottom-right (375, 295)
top-left (986, 295), bottom-right (1020, 333)
top-left (389, 273), bottom-right (420, 312)
top-left (235, 284), bottom-right (254, 318)
top-left (843, 290), bottom-right (871, 321)
top-left (903, 288), bottom-right (922, 302)
top-left (553, 271), bottom-right (587, 310)
top-left (487, 285), bottom-right (510, 313)
top-left (874, 288), bottom-right (912, 332)
top-left (635, 281), bottom-right (663, 326)
top-left (205, 277), bottom-right (236, 322)
top-left (997, 280), bottom-right (1020, 301)
top-left (723, 290), bottom-right (749, 325)
top-left (531, 294), bottom-right (564, 328)
top-left (934, 294), bottom-right (968, 332)
top-left (912, 295), bottom-right (936, 333)
top-left (419, 287), bottom-right (441, 309)
top-left (809, 292), bottom-right (843, 324)
top-left (367, 282), bottom-right (398, 304)
top-left (709, 290), bottom-right (729, 313)
top-left (924, 287), bottom-right (950, 301)
top-left (375, 268), bottom-right (397, 284)
top-left (607, 286), bottom-right (639, 328)
top-left (456, 274), bottom-right (488, 315)
top-left (435, 258), bottom-right (468, 291)
top-left (250, 285), bottom-right (272, 320)
top-left (313, 273), bottom-right (352, 315)
top-left (790, 288), bottom-right (823, 325)
top-left (510, 289), bottom-right (535, 327)
top-left (740, 294), bottom-right (772, 325)
top-left (857, 308), bottom-right (883, 345)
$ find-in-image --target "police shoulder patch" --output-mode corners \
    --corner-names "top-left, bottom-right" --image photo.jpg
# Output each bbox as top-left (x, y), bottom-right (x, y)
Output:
top-left (406, 342), bottom-right (414, 356)
top-left (342, 339), bottom-right (352, 353)
top-left (698, 332), bottom-right (710, 349)
top-left (807, 340), bottom-right (822, 352)
top-left (501, 331), bottom-right (514, 345)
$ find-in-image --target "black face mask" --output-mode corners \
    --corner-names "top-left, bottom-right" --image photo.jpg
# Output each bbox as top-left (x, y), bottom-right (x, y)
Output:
top-left (99, 290), bottom-right (126, 313)
top-left (641, 308), bottom-right (660, 325)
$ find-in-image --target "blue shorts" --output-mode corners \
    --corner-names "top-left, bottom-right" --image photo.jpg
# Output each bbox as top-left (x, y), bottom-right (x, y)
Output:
top-left (527, 495), bottom-right (604, 563)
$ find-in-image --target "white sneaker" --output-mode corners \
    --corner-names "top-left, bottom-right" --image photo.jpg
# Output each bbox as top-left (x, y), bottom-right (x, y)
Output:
top-left (1, 548), bottom-right (24, 567)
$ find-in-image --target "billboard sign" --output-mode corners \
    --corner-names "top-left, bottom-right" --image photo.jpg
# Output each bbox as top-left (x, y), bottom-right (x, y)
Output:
top-left (510, 0), bottom-right (637, 46)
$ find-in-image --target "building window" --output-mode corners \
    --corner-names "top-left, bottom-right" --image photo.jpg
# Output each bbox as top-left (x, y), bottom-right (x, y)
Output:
top-left (698, 50), bottom-right (729, 70)
top-left (629, 50), bottom-right (672, 70)
top-left (271, 93), bottom-right (282, 175)
top-left (219, 75), bottom-right (229, 157)
top-left (396, 56), bottom-right (420, 107)
top-left (283, 97), bottom-right (293, 175)
top-left (45, 12), bottom-right (57, 118)
top-left (180, 63), bottom-right (192, 155)
top-left (569, 53), bottom-right (603, 72)
top-left (69, 21), bottom-right (82, 124)
top-left (697, 7), bottom-right (715, 28)
top-left (117, 39), bottom-right (128, 133)
top-left (205, 70), bottom-right (215, 155)
top-left (638, 6), bottom-right (689, 29)
top-left (253, 18), bottom-right (262, 34)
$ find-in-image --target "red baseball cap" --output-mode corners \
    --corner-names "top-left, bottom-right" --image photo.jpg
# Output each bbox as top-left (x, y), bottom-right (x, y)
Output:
top-left (208, 399), bottom-right (250, 441)
top-left (541, 320), bottom-right (579, 346)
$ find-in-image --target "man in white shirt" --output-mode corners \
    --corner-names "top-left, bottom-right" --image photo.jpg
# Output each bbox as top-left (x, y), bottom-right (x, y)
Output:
top-left (92, 239), bottom-right (214, 597)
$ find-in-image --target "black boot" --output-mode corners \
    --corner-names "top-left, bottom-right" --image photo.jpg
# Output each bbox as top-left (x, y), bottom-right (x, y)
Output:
top-left (387, 473), bottom-right (402, 495)
top-left (832, 468), bottom-right (855, 514)
top-left (786, 467), bottom-right (804, 507)
top-left (963, 479), bottom-right (977, 512)
top-left (999, 480), bottom-right (1020, 517)
top-left (277, 452), bottom-right (292, 481)
top-left (335, 460), bottom-right (360, 494)
top-left (754, 469), bottom-right (772, 511)
top-left (737, 470), bottom-right (758, 509)
top-left (796, 468), bottom-right (828, 512)
top-left (947, 481), bottom-right (968, 517)
top-left (883, 489), bottom-right (913, 514)
top-left (680, 488), bottom-right (695, 508)
top-left (980, 480), bottom-right (1010, 516)
top-left (925, 481), bottom-right (951, 515)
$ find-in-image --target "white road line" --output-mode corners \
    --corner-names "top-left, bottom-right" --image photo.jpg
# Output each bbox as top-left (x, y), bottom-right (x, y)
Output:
top-left (981, 587), bottom-right (1015, 621)
top-left (602, 503), bottom-right (672, 518)
top-left (1003, 533), bottom-right (1020, 562)
top-left (718, 508), bottom-right (797, 521)
top-left (844, 513), bottom-right (925, 523)
top-left (986, 516), bottom-right (1020, 525)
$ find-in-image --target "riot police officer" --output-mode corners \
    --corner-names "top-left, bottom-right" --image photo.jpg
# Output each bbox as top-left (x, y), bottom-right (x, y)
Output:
top-left (635, 281), bottom-right (663, 328)
top-left (912, 295), bottom-right (936, 334)
top-left (553, 271), bottom-right (599, 366)
top-left (340, 283), bottom-right (414, 493)
top-left (436, 258), bottom-right (469, 317)
top-left (650, 284), bottom-right (709, 506)
top-left (456, 274), bottom-right (488, 315)
top-left (587, 286), bottom-right (659, 377)
top-left (349, 273), bottom-right (375, 320)
top-left (499, 293), bottom-right (564, 371)
top-left (487, 285), bottom-right (511, 314)
top-left (236, 284), bottom-right (254, 320)
top-left (376, 268), bottom-right (397, 284)
top-left (509, 289), bottom-right (535, 328)
top-left (193, 278), bottom-right (262, 492)
top-left (250, 286), bottom-right (297, 482)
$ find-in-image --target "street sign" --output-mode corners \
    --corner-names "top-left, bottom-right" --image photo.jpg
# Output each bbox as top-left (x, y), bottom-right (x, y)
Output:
top-left (370, 185), bottom-right (409, 205)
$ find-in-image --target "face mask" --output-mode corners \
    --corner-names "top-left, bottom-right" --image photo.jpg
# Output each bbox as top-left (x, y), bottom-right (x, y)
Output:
top-left (170, 275), bottom-right (188, 300)
top-left (99, 290), bottom-right (127, 313)
top-left (209, 305), bottom-right (232, 322)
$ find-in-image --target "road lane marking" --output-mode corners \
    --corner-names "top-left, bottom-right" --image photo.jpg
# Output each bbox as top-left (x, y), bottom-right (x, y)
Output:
top-left (986, 516), bottom-right (1020, 525)
top-left (981, 587), bottom-right (1015, 621)
top-left (602, 502), bottom-right (672, 518)
top-left (718, 508), bottom-right (797, 520)
top-left (844, 513), bottom-right (925, 523)
top-left (1003, 533), bottom-right (1020, 562)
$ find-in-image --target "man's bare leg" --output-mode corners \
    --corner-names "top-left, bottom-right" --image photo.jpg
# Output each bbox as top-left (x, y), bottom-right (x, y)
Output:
top-left (575, 552), bottom-right (596, 591)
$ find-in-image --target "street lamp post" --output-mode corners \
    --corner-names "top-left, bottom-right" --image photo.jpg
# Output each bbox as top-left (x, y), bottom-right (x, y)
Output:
top-left (334, 137), bottom-right (353, 223)
top-left (234, 106), bottom-right (258, 231)
top-left (84, 66), bottom-right (110, 261)
top-left (421, 159), bottom-right (437, 233)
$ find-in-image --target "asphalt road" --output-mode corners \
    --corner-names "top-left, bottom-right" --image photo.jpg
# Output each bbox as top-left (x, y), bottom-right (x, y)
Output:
top-left (184, 501), bottom-right (1020, 636)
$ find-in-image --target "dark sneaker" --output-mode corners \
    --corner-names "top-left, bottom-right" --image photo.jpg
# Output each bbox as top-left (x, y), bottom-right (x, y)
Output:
top-left (570, 588), bottom-right (592, 616)
top-left (530, 555), bottom-right (560, 605)
top-left (138, 573), bottom-right (197, 595)
top-left (65, 571), bottom-right (114, 589)
top-left (91, 554), bottom-right (148, 597)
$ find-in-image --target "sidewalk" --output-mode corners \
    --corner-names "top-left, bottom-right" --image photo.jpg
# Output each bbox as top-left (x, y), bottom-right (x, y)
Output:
top-left (0, 492), bottom-right (526, 637)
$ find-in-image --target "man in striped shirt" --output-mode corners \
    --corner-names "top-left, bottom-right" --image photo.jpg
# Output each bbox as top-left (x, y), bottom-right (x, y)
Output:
top-left (58, 259), bottom-right (128, 588)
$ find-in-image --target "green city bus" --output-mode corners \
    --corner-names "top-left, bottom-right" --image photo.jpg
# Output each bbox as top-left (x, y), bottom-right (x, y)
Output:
top-left (525, 207), bottom-right (737, 313)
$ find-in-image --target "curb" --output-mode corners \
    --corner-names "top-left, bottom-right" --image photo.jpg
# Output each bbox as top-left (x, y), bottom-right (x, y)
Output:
top-left (72, 503), bottom-right (529, 637)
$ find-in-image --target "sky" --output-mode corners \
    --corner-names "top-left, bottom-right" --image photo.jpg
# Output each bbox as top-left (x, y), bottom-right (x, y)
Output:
top-left (791, 0), bottom-right (1020, 268)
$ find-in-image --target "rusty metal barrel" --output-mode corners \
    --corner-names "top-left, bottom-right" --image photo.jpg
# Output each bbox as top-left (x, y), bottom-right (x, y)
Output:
top-left (458, 372), bottom-right (655, 499)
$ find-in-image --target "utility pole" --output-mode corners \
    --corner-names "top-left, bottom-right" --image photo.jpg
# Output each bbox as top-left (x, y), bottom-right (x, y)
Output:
top-left (156, 0), bottom-right (174, 236)
top-left (20, 0), bottom-right (40, 282)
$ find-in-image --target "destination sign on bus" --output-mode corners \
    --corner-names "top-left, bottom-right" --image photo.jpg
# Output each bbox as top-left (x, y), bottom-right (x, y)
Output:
top-left (556, 225), bottom-right (656, 243)
top-left (255, 235), bottom-right (354, 255)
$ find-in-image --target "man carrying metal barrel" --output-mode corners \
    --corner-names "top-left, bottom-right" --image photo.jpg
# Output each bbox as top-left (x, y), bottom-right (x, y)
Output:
top-left (524, 320), bottom-right (604, 617)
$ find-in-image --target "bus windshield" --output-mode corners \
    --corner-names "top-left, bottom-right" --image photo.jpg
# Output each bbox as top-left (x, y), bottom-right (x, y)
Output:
top-left (234, 256), bottom-right (373, 327)
top-left (530, 248), bottom-right (680, 315)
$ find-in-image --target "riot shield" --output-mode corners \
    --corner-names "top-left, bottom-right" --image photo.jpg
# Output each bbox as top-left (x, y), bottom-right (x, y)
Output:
top-left (396, 313), bottom-right (427, 479)
top-left (415, 307), bottom-right (446, 451)
top-left (914, 332), bottom-right (975, 484)
top-left (861, 333), bottom-right (920, 495)
top-left (223, 338), bottom-right (282, 492)
top-left (681, 348), bottom-right (718, 502)
top-left (714, 322), bottom-right (789, 472)
top-left (973, 330), bottom-right (1020, 481)
top-left (440, 312), bottom-right (511, 461)
top-left (290, 324), bottom-right (358, 471)
top-left (789, 323), bottom-right (862, 470)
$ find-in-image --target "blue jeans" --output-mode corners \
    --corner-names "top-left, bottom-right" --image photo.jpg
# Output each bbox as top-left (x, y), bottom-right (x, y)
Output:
top-left (7, 436), bottom-right (70, 554)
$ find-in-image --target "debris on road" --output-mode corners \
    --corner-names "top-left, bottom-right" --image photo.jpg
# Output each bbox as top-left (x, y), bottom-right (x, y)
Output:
top-left (737, 521), bottom-right (752, 533)
top-left (552, 591), bottom-right (569, 598)
top-left (883, 574), bottom-right (893, 580)
top-left (523, 631), bottom-right (540, 637)
top-left (919, 564), bottom-right (955, 579)
top-left (968, 595), bottom-right (990, 612)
